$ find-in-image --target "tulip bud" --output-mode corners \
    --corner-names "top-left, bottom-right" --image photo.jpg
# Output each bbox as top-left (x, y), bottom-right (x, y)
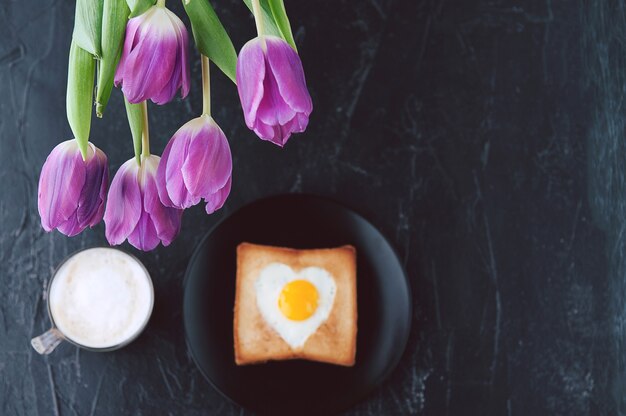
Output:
top-left (114, 4), bottom-right (190, 105)
top-left (156, 115), bottom-right (232, 214)
top-left (104, 155), bottom-right (182, 251)
top-left (38, 140), bottom-right (108, 236)
top-left (236, 35), bottom-right (312, 147)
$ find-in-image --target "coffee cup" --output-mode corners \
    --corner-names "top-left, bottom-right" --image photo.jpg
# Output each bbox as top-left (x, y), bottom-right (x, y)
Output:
top-left (31, 247), bottom-right (154, 354)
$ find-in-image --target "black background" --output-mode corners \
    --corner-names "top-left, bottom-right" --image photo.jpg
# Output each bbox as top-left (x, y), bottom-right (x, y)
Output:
top-left (1, 0), bottom-right (624, 415)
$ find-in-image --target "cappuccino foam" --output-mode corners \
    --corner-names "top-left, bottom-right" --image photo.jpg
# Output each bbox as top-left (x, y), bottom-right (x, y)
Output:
top-left (49, 248), bottom-right (153, 349)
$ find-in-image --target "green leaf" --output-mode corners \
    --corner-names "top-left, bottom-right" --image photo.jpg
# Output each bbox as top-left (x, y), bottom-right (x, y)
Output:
top-left (184, 0), bottom-right (237, 83)
top-left (96, 0), bottom-right (130, 117)
top-left (123, 97), bottom-right (143, 164)
top-left (267, 0), bottom-right (297, 51)
top-left (73, 0), bottom-right (104, 58)
top-left (67, 41), bottom-right (96, 160)
top-left (126, 0), bottom-right (155, 18)
top-left (242, 0), bottom-right (283, 39)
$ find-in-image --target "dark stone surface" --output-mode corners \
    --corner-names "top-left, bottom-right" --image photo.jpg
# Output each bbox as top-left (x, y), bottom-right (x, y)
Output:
top-left (0, 0), bottom-right (624, 414)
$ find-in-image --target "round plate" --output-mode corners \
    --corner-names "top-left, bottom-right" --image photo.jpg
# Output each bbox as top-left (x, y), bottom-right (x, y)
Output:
top-left (183, 194), bottom-right (412, 415)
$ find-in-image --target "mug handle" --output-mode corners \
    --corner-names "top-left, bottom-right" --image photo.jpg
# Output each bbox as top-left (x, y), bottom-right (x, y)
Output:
top-left (31, 328), bottom-right (64, 355)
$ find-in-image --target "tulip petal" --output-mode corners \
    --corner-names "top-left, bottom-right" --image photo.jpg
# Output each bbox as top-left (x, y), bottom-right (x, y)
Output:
top-left (182, 117), bottom-right (232, 198)
top-left (179, 25), bottom-right (190, 98)
top-left (270, 124), bottom-right (290, 147)
top-left (236, 36), bottom-right (312, 146)
top-left (120, 8), bottom-right (181, 104)
top-left (156, 137), bottom-right (175, 207)
top-left (265, 36), bottom-right (312, 115)
top-left (91, 149), bottom-right (110, 227)
top-left (91, 196), bottom-right (106, 228)
top-left (157, 117), bottom-right (232, 213)
top-left (142, 155), bottom-right (182, 246)
top-left (151, 54), bottom-right (182, 104)
top-left (236, 38), bottom-right (266, 128)
top-left (265, 113), bottom-right (309, 147)
top-left (256, 59), bottom-right (296, 127)
top-left (38, 140), bottom-right (109, 236)
top-left (150, 9), bottom-right (188, 104)
top-left (151, 16), bottom-right (188, 105)
top-left (38, 141), bottom-right (87, 231)
top-left (164, 126), bottom-right (199, 208)
top-left (148, 201), bottom-right (182, 246)
top-left (167, 8), bottom-right (190, 98)
top-left (57, 212), bottom-right (83, 237)
top-left (128, 211), bottom-right (160, 251)
top-left (105, 155), bottom-right (181, 250)
top-left (116, 6), bottom-right (189, 105)
top-left (204, 176), bottom-right (231, 215)
top-left (76, 145), bottom-right (108, 227)
top-left (104, 160), bottom-right (142, 245)
top-left (123, 33), bottom-right (178, 104)
top-left (251, 118), bottom-right (277, 142)
top-left (293, 111), bottom-right (310, 132)
top-left (115, 14), bottom-right (143, 87)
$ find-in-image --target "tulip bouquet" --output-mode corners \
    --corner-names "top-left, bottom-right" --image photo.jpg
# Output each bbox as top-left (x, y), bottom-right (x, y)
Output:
top-left (38, 0), bottom-right (312, 251)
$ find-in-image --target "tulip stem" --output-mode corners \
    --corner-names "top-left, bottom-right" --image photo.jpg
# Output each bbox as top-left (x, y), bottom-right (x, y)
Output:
top-left (141, 101), bottom-right (150, 158)
top-left (201, 55), bottom-right (211, 116)
top-left (251, 0), bottom-right (265, 38)
top-left (156, 0), bottom-right (166, 7)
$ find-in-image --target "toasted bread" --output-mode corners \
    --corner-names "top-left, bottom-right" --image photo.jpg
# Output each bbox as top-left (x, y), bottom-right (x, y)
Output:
top-left (234, 243), bottom-right (357, 367)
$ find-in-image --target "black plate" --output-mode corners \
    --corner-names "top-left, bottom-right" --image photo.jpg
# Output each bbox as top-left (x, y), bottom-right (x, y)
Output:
top-left (183, 194), bottom-right (412, 415)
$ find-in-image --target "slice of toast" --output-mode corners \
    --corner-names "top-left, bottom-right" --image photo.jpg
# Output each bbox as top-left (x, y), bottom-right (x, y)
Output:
top-left (234, 243), bottom-right (357, 367)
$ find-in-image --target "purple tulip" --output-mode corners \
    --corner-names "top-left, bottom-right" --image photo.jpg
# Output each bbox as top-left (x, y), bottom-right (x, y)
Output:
top-left (156, 115), bottom-right (232, 214)
top-left (104, 155), bottom-right (182, 251)
top-left (38, 140), bottom-right (108, 237)
top-left (114, 4), bottom-right (190, 105)
top-left (236, 36), bottom-right (312, 147)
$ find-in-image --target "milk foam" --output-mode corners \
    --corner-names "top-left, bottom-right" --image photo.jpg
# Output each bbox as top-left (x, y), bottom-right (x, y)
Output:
top-left (49, 248), bottom-right (153, 349)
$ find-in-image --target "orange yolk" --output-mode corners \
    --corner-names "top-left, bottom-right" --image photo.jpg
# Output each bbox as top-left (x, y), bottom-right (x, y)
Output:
top-left (278, 280), bottom-right (319, 321)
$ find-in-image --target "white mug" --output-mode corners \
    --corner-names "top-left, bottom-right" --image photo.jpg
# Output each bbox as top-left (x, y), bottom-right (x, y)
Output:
top-left (31, 247), bottom-right (154, 354)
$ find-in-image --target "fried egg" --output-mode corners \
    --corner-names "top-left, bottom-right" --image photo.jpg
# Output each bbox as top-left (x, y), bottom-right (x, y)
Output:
top-left (255, 263), bottom-right (336, 349)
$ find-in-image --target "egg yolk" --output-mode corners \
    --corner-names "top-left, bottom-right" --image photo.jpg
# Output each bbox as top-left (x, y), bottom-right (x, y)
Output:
top-left (278, 280), bottom-right (319, 321)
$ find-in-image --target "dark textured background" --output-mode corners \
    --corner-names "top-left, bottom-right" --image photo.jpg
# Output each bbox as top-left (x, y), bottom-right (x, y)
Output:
top-left (1, 0), bottom-right (625, 414)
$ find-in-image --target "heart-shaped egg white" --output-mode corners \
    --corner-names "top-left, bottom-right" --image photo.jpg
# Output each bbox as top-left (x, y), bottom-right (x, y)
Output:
top-left (255, 263), bottom-right (336, 349)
